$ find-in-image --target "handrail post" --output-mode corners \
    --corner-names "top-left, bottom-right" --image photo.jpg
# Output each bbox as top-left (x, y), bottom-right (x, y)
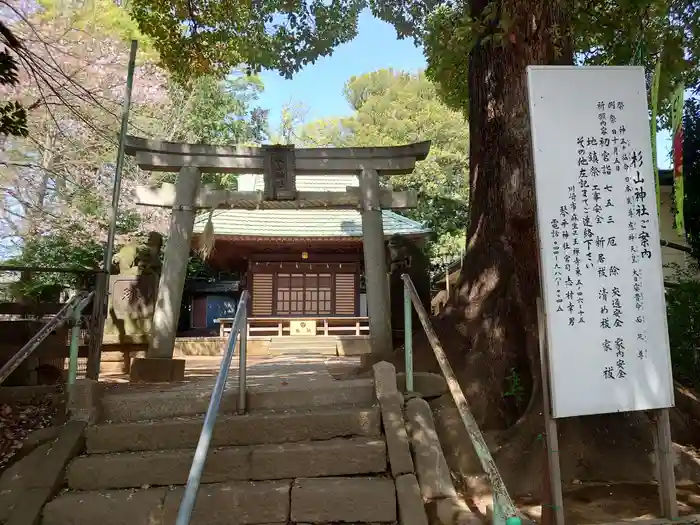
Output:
top-left (176, 290), bottom-right (248, 525)
top-left (238, 301), bottom-right (248, 415)
top-left (67, 303), bottom-right (83, 386)
top-left (67, 292), bottom-right (96, 415)
top-left (402, 274), bottom-right (413, 393)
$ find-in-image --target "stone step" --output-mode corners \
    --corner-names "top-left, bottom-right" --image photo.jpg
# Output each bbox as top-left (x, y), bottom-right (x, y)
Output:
top-left (42, 480), bottom-right (291, 525)
top-left (43, 477), bottom-right (397, 525)
top-left (268, 337), bottom-right (338, 355)
top-left (87, 405), bottom-right (381, 453)
top-left (100, 378), bottom-right (375, 423)
top-left (268, 336), bottom-right (338, 345)
top-left (291, 477), bottom-right (397, 523)
top-left (269, 344), bottom-right (337, 356)
top-left (67, 437), bottom-right (387, 490)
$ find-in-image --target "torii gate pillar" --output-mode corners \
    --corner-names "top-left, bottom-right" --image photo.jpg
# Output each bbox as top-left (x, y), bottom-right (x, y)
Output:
top-left (359, 167), bottom-right (392, 356)
top-left (150, 166), bottom-right (201, 356)
top-left (130, 166), bottom-right (201, 382)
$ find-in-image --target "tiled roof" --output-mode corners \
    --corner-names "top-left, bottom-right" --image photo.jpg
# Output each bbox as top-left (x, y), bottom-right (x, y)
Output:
top-left (193, 208), bottom-right (431, 238)
top-left (195, 174), bottom-right (431, 239)
top-left (238, 173), bottom-right (359, 192)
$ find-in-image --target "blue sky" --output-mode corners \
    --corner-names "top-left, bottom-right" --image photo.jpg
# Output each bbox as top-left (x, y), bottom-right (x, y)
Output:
top-left (258, 10), bottom-right (426, 125)
top-left (257, 9), bottom-right (673, 169)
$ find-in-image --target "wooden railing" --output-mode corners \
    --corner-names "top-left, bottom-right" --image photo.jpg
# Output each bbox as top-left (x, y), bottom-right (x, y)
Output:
top-left (216, 316), bottom-right (370, 338)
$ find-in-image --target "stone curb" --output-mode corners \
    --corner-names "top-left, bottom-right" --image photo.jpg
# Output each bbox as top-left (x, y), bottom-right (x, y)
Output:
top-left (405, 396), bottom-right (457, 501)
top-left (373, 361), bottom-right (419, 525)
top-left (2, 420), bottom-right (86, 525)
top-left (372, 361), bottom-right (414, 477)
top-left (405, 397), bottom-right (482, 525)
top-left (396, 473), bottom-right (429, 525)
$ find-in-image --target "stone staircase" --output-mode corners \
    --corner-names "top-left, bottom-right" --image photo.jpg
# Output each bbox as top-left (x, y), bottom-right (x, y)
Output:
top-left (267, 336), bottom-right (339, 356)
top-left (41, 365), bottom-right (427, 525)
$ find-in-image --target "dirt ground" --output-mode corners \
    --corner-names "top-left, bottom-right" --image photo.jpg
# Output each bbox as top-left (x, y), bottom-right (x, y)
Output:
top-left (0, 391), bottom-right (62, 473)
top-left (496, 482), bottom-right (700, 524)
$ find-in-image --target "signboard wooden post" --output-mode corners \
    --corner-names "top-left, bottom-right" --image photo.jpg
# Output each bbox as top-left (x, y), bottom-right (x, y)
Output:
top-left (528, 66), bottom-right (678, 524)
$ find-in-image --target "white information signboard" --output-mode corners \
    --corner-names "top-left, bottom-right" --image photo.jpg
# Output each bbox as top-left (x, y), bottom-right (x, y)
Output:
top-left (527, 66), bottom-right (675, 419)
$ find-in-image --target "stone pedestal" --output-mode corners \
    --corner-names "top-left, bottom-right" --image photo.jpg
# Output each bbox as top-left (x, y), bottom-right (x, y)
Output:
top-left (103, 274), bottom-right (158, 343)
top-left (68, 379), bottom-right (102, 423)
top-left (129, 357), bottom-right (186, 383)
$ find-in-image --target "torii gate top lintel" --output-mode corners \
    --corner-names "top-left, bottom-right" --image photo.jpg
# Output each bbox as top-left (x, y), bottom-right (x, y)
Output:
top-left (124, 135), bottom-right (431, 176)
top-left (125, 135), bottom-right (431, 210)
top-left (124, 135), bottom-right (430, 163)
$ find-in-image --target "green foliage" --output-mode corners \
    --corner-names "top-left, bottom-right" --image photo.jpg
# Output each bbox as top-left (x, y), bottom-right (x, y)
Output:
top-left (428, 229), bottom-right (465, 269)
top-left (422, 6), bottom-right (471, 116)
top-left (300, 69), bottom-right (469, 264)
top-left (573, 0), bottom-right (699, 126)
top-left (129, 0), bottom-right (364, 80)
top-left (0, 100), bottom-right (27, 138)
top-left (187, 252), bottom-right (218, 280)
top-left (423, 0), bottom-right (700, 118)
top-left (684, 98), bottom-right (700, 257)
top-left (388, 235), bottom-right (431, 337)
top-left (36, 0), bottom-right (158, 58)
top-left (5, 229), bottom-right (103, 298)
top-left (503, 367), bottom-right (525, 403)
top-left (166, 73), bottom-right (268, 145)
top-left (127, 0), bottom-right (699, 125)
top-left (673, 99), bottom-right (700, 391)
top-left (665, 278), bottom-right (700, 390)
top-left (138, 71), bottom-right (268, 189)
top-left (1, 1), bottom-right (272, 299)
top-left (140, 0), bottom-right (677, 124)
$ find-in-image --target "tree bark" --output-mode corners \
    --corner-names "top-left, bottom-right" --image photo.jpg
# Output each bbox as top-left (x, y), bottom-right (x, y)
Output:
top-left (455, 0), bottom-right (573, 429)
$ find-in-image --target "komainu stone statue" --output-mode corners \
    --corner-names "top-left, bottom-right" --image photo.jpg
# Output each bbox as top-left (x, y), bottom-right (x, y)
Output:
top-left (103, 232), bottom-right (163, 343)
top-left (111, 232), bottom-right (163, 276)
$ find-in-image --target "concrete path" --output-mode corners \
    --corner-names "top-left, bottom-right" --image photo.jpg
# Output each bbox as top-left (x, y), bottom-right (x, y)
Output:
top-left (100, 354), bottom-right (363, 394)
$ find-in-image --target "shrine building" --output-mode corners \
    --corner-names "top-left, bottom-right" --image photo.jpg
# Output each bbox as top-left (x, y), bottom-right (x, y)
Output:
top-left (190, 173), bottom-right (431, 355)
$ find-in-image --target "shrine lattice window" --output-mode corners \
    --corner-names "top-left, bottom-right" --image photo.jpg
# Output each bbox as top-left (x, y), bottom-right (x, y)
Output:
top-left (275, 273), bottom-right (332, 315)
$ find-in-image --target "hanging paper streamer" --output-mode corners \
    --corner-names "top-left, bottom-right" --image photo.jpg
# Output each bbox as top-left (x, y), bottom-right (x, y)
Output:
top-left (671, 84), bottom-right (685, 234)
top-left (650, 58), bottom-right (661, 216)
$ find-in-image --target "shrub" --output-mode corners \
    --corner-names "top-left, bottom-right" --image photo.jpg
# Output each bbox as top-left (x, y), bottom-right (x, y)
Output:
top-left (666, 277), bottom-right (700, 390)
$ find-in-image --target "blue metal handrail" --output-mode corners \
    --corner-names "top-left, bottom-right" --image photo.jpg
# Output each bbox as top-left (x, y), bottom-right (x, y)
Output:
top-left (401, 274), bottom-right (521, 525)
top-left (176, 290), bottom-right (249, 525)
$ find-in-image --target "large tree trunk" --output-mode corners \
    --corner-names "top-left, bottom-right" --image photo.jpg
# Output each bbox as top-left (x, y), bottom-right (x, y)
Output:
top-left (456, 0), bottom-right (572, 429)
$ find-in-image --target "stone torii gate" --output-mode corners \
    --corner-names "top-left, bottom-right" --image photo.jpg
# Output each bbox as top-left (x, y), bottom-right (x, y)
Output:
top-left (124, 136), bottom-right (431, 381)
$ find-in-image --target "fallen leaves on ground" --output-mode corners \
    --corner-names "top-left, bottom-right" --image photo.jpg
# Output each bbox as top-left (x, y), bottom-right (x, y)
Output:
top-left (0, 394), bottom-right (59, 471)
